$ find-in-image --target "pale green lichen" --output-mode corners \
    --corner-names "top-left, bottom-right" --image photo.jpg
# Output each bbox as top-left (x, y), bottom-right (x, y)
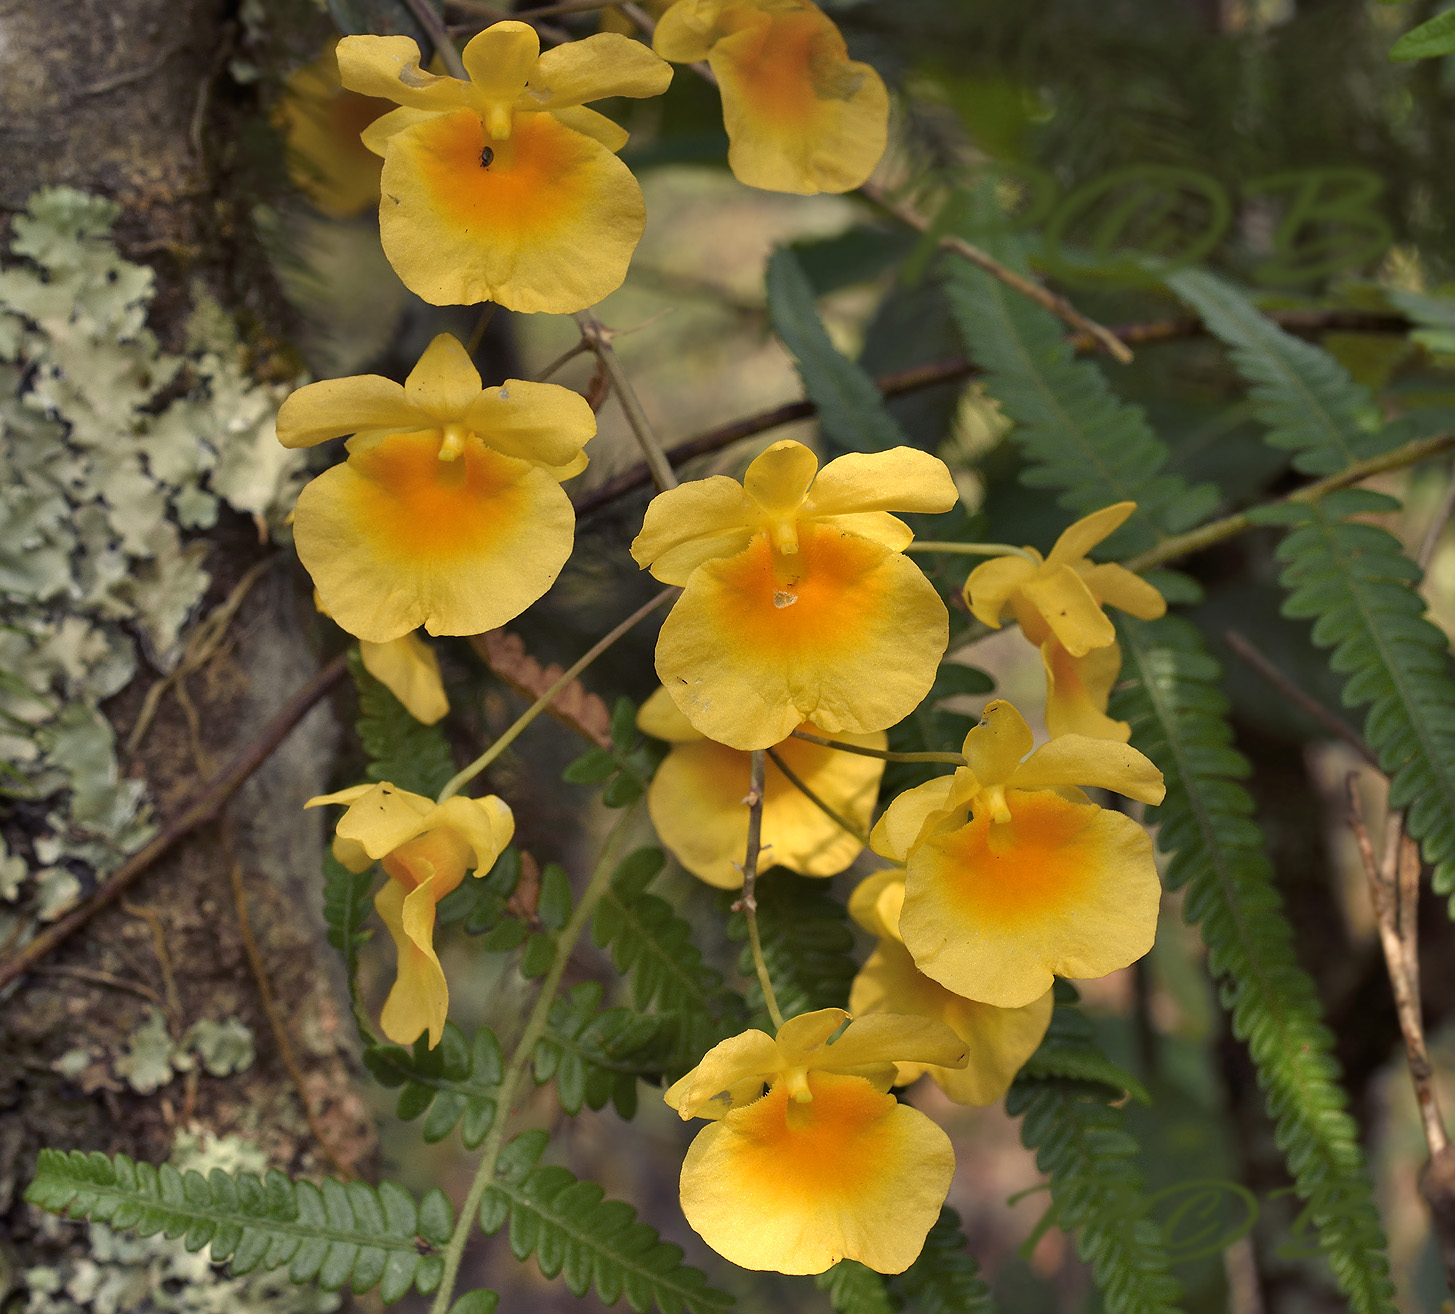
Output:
top-left (22, 1134), bottom-right (339, 1314)
top-left (0, 187), bottom-right (306, 957)
top-left (111, 1008), bottom-right (257, 1093)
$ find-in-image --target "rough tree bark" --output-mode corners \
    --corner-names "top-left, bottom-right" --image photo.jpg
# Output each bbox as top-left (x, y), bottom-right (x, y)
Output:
top-left (0, 0), bottom-right (375, 1297)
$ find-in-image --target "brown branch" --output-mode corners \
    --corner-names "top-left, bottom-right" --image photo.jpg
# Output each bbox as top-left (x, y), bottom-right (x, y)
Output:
top-left (573, 311), bottom-right (1412, 519)
top-left (0, 652), bottom-right (350, 992)
top-left (1224, 630), bottom-right (1379, 767)
top-left (1346, 776), bottom-right (1455, 1292)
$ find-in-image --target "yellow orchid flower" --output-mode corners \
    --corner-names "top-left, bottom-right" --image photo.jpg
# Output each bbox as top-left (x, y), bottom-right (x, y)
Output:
top-left (637, 686), bottom-right (882, 888)
top-left (664, 1008), bottom-right (966, 1274)
top-left (653, 0), bottom-right (889, 194)
top-left (870, 700), bottom-right (1165, 1009)
top-left (336, 24), bottom-right (672, 311)
top-left (630, 440), bottom-right (958, 750)
top-left (963, 502), bottom-right (1166, 741)
top-left (279, 333), bottom-right (595, 643)
top-left (847, 868), bottom-right (1052, 1106)
top-left (360, 632), bottom-right (449, 726)
top-left (306, 782), bottom-right (514, 1047)
top-left (275, 39), bottom-right (390, 218)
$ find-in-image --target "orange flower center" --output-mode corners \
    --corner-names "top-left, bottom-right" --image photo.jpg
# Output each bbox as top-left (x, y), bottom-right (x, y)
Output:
top-left (724, 1071), bottom-right (893, 1204)
top-left (922, 789), bottom-right (1100, 928)
top-left (381, 825), bottom-right (474, 900)
top-left (718, 7), bottom-right (847, 125)
top-left (409, 107), bottom-right (602, 241)
top-left (344, 429), bottom-right (532, 564)
top-left (704, 522), bottom-right (890, 661)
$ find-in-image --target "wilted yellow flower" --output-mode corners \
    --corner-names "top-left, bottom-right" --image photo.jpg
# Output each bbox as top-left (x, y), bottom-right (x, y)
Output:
top-left (654, 0), bottom-right (889, 194)
top-left (848, 868), bottom-right (1052, 1106)
top-left (275, 40), bottom-right (390, 218)
top-left (871, 700), bottom-right (1165, 1008)
top-left (631, 440), bottom-right (958, 750)
top-left (279, 333), bottom-right (595, 643)
top-left (637, 686), bottom-right (882, 888)
top-left (337, 24), bottom-right (672, 310)
top-left (964, 502), bottom-right (1166, 741)
top-left (360, 632), bottom-right (449, 725)
top-left (307, 782), bottom-right (514, 1046)
top-left (664, 1008), bottom-right (965, 1274)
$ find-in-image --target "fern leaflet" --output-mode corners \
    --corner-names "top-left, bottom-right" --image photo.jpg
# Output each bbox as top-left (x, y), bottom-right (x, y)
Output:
top-left (886, 1207), bottom-right (995, 1314)
top-left (479, 1130), bottom-right (734, 1314)
top-left (944, 240), bottom-right (1219, 552)
top-left (766, 247), bottom-right (911, 454)
top-left (1168, 271), bottom-right (1455, 903)
top-left (815, 1260), bottom-right (899, 1314)
top-left (1006, 992), bottom-right (1183, 1314)
top-left (594, 847), bottom-right (746, 1028)
top-left (1113, 614), bottom-right (1396, 1314)
top-left (27, 1149), bottom-right (452, 1302)
top-left (364, 1022), bottom-right (502, 1148)
top-left (351, 649), bottom-right (455, 796)
top-left (725, 871), bottom-right (857, 1022)
top-left (535, 980), bottom-right (675, 1117)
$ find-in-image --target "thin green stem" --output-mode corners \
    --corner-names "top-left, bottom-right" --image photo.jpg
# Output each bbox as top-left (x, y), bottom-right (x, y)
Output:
top-left (903, 541), bottom-right (1037, 560)
top-left (736, 750), bottom-right (784, 1030)
top-left (765, 747), bottom-right (870, 846)
top-left (428, 804), bottom-right (642, 1314)
top-left (437, 588), bottom-right (676, 802)
top-left (1123, 432), bottom-right (1455, 574)
top-left (574, 311), bottom-right (678, 492)
top-left (789, 729), bottom-right (964, 765)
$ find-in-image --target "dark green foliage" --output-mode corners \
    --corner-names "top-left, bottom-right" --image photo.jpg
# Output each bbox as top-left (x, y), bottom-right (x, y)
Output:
top-left (564, 696), bottom-right (665, 810)
top-left (944, 241), bottom-right (1219, 553)
top-left (1169, 271), bottom-right (1455, 910)
top-left (1166, 270), bottom-right (1400, 476)
top-left (321, 850), bottom-right (374, 1029)
top-left (479, 1131), bottom-right (734, 1314)
top-left (887, 1208), bottom-right (995, 1314)
top-left (814, 1260), bottom-right (899, 1314)
top-left (1114, 615), bottom-right (1396, 1314)
top-left (1006, 995), bottom-right (1183, 1314)
top-left (725, 872), bottom-right (856, 1022)
top-left (436, 846), bottom-right (530, 951)
top-left (350, 650), bottom-right (455, 797)
top-left (766, 247), bottom-right (912, 453)
top-left (535, 981), bottom-right (675, 1118)
top-left (364, 1022), bottom-right (502, 1148)
top-left (594, 847), bottom-right (745, 1023)
top-left (27, 1149), bottom-right (450, 1301)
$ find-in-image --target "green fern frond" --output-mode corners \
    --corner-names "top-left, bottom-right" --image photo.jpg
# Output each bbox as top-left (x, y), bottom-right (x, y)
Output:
top-left (364, 1022), bottom-right (502, 1148)
top-left (321, 850), bottom-right (374, 1033)
top-left (725, 872), bottom-right (857, 1021)
top-left (535, 980), bottom-right (674, 1118)
top-left (1166, 270), bottom-right (1399, 474)
top-left (1113, 615), bottom-right (1396, 1314)
top-left (436, 846), bottom-right (532, 951)
top-left (593, 847), bottom-right (746, 1028)
top-left (563, 696), bottom-right (665, 809)
top-left (887, 1208), bottom-right (995, 1314)
top-left (1006, 994), bottom-right (1183, 1314)
top-left (766, 247), bottom-right (912, 454)
top-left (1167, 271), bottom-right (1455, 900)
top-left (351, 650), bottom-right (455, 797)
top-left (814, 1260), bottom-right (899, 1314)
top-left (944, 243), bottom-right (1220, 552)
top-left (26, 1149), bottom-right (452, 1302)
top-left (1257, 492), bottom-right (1455, 893)
top-left (479, 1130), bottom-right (735, 1314)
